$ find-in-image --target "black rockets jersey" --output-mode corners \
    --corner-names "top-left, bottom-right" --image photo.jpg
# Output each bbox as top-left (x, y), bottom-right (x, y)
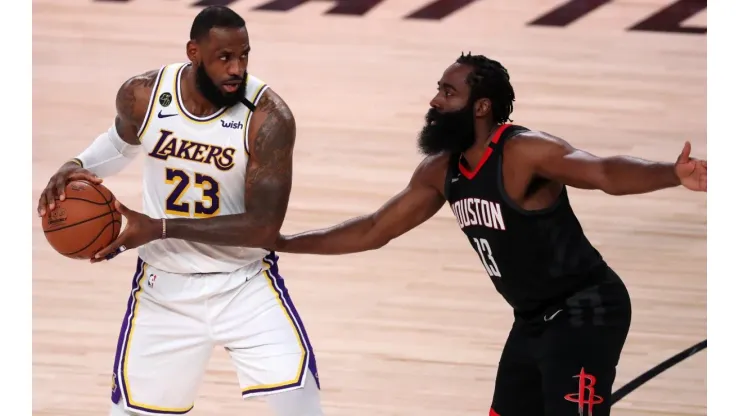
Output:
top-left (443, 124), bottom-right (607, 315)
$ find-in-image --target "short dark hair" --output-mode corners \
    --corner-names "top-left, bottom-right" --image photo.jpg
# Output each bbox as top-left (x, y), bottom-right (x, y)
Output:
top-left (190, 6), bottom-right (246, 41)
top-left (456, 52), bottom-right (515, 124)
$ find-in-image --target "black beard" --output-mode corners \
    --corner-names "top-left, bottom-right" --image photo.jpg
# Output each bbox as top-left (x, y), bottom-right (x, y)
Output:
top-left (416, 104), bottom-right (476, 156)
top-left (194, 63), bottom-right (246, 108)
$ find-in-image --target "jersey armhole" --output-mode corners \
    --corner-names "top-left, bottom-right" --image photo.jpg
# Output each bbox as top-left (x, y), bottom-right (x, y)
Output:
top-left (136, 65), bottom-right (168, 140)
top-left (443, 152), bottom-right (459, 201)
top-left (495, 127), bottom-right (566, 216)
top-left (243, 84), bottom-right (270, 157)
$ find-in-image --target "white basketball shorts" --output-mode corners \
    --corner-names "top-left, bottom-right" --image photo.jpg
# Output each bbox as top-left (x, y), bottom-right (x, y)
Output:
top-left (110, 252), bottom-right (319, 415)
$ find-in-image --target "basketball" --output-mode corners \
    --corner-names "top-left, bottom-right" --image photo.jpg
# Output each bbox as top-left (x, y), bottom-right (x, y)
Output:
top-left (42, 180), bottom-right (122, 260)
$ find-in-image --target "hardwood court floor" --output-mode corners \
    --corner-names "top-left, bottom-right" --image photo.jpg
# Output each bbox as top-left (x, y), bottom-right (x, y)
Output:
top-left (32, 0), bottom-right (707, 414)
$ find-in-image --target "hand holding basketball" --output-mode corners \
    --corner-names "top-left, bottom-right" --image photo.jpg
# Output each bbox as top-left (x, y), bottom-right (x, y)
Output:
top-left (674, 141), bottom-right (707, 192)
top-left (41, 180), bottom-right (122, 260)
top-left (91, 200), bottom-right (161, 263)
top-left (38, 161), bottom-right (102, 216)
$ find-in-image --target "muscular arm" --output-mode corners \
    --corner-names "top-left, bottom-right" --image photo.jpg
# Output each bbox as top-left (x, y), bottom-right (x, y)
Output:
top-left (37, 70), bottom-right (158, 215)
top-left (58, 70), bottom-right (155, 171)
top-left (113, 69), bottom-right (160, 145)
top-left (514, 131), bottom-right (681, 196)
top-left (275, 154), bottom-right (448, 255)
top-left (163, 89), bottom-right (295, 247)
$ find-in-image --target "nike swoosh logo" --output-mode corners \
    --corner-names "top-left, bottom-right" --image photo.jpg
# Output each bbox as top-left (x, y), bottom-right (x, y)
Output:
top-left (544, 309), bottom-right (563, 322)
top-left (158, 110), bottom-right (178, 119)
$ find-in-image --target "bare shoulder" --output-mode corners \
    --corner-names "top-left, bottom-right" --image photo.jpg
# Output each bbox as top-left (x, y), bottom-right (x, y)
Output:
top-left (248, 88), bottom-right (296, 155)
top-left (506, 129), bottom-right (571, 151)
top-left (411, 152), bottom-right (450, 193)
top-left (255, 88), bottom-right (294, 119)
top-left (116, 69), bottom-right (160, 124)
top-left (504, 129), bottom-right (574, 162)
top-left (115, 68), bottom-right (160, 142)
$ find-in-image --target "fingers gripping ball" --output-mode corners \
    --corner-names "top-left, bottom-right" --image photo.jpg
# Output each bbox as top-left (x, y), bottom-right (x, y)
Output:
top-left (42, 180), bottom-right (122, 260)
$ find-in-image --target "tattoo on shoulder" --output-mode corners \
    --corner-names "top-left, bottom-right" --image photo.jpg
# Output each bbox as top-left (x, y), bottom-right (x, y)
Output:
top-left (243, 91), bottom-right (296, 229)
top-left (115, 69), bottom-right (160, 139)
top-left (254, 91), bottom-right (296, 158)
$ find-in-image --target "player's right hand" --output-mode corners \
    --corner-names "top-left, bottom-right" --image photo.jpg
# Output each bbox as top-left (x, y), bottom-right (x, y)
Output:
top-left (37, 162), bottom-right (102, 217)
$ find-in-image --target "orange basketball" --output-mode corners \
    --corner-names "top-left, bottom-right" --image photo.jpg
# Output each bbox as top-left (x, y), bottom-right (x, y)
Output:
top-left (42, 180), bottom-right (122, 260)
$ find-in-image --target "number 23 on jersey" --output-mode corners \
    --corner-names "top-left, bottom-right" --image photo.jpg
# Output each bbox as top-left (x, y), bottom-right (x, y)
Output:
top-left (164, 167), bottom-right (220, 218)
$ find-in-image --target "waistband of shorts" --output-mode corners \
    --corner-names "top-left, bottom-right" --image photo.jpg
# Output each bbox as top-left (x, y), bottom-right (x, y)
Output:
top-left (513, 263), bottom-right (618, 320)
top-left (141, 256), bottom-right (269, 278)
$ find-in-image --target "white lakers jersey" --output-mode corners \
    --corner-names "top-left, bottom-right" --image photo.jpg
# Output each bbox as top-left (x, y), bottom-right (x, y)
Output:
top-left (136, 62), bottom-right (270, 274)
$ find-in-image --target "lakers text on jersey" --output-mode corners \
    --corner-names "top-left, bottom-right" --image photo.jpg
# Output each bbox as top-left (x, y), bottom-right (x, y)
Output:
top-left (109, 64), bottom-right (320, 415)
top-left (137, 62), bottom-right (270, 275)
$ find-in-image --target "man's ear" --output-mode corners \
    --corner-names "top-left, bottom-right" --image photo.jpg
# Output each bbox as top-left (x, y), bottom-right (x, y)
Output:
top-left (475, 98), bottom-right (491, 118)
top-left (186, 40), bottom-right (199, 64)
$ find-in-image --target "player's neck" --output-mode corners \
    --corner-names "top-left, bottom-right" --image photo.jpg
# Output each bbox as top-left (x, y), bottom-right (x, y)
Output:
top-left (462, 121), bottom-right (499, 167)
top-left (180, 66), bottom-right (222, 117)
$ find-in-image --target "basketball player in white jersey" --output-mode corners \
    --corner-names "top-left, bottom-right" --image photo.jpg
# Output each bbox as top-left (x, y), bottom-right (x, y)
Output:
top-left (36, 6), bottom-right (323, 416)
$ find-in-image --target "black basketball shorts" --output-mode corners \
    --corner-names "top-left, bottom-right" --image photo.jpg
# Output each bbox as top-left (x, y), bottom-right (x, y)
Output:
top-left (490, 269), bottom-right (631, 416)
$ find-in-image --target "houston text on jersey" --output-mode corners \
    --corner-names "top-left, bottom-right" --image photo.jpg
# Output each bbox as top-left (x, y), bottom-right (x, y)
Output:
top-left (450, 197), bottom-right (506, 231)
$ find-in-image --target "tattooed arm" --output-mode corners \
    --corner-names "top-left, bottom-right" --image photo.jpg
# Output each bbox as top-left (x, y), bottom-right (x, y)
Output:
top-left (90, 87), bottom-right (295, 261)
top-left (37, 69), bottom-right (157, 216)
top-left (114, 69), bottom-right (161, 144)
top-left (163, 89), bottom-right (295, 247)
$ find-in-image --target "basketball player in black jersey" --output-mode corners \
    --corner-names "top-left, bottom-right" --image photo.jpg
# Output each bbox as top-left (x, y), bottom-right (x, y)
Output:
top-left (272, 53), bottom-right (708, 416)
top-left (92, 52), bottom-right (707, 415)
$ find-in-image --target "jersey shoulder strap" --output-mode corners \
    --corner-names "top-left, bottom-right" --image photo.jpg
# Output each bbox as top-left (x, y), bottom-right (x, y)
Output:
top-left (241, 74), bottom-right (272, 154)
top-left (491, 124), bottom-right (531, 149)
top-left (136, 63), bottom-right (182, 139)
top-left (240, 74), bottom-right (270, 111)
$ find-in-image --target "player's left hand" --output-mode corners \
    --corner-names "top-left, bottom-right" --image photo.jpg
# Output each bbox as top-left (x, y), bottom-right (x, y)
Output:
top-left (674, 141), bottom-right (707, 192)
top-left (91, 200), bottom-right (161, 263)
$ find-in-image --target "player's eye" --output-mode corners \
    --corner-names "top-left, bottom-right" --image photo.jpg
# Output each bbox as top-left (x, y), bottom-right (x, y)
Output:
top-left (436, 85), bottom-right (452, 97)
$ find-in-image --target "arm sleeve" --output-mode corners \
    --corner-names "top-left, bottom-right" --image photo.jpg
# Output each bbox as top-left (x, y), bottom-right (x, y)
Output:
top-left (75, 123), bottom-right (142, 178)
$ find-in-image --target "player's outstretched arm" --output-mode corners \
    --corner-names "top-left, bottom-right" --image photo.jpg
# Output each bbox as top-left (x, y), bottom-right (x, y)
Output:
top-left (274, 154), bottom-right (448, 255)
top-left (91, 94), bottom-right (447, 262)
top-left (513, 131), bottom-right (707, 195)
top-left (37, 70), bottom-right (156, 216)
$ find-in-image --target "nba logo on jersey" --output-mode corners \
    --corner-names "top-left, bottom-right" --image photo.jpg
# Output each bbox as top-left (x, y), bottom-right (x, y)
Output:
top-left (147, 273), bottom-right (157, 288)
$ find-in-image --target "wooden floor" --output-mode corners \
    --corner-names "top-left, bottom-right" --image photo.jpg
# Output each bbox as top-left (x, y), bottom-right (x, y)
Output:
top-left (32, 0), bottom-right (707, 415)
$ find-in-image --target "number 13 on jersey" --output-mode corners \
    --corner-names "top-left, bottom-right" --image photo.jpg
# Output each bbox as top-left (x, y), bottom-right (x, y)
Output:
top-left (165, 167), bottom-right (220, 218)
top-left (472, 237), bottom-right (502, 278)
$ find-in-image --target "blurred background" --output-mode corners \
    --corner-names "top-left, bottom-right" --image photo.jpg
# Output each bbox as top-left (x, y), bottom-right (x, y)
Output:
top-left (32, 0), bottom-right (706, 414)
